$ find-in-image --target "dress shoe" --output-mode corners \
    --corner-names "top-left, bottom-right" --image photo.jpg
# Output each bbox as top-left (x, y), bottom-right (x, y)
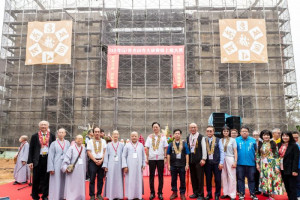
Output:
top-left (90, 196), bottom-right (96, 200)
top-left (42, 198), bottom-right (48, 200)
top-left (220, 195), bottom-right (229, 199)
top-left (263, 193), bottom-right (269, 197)
top-left (215, 196), bottom-right (220, 200)
top-left (97, 195), bottom-right (104, 200)
top-left (204, 195), bottom-right (212, 200)
top-left (251, 195), bottom-right (258, 200)
top-left (255, 191), bottom-right (261, 195)
top-left (13, 181), bottom-right (19, 185)
top-left (180, 194), bottom-right (186, 200)
top-left (170, 192), bottom-right (178, 200)
top-left (158, 194), bottom-right (163, 200)
top-left (149, 193), bottom-right (155, 200)
top-left (231, 198), bottom-right (235, 200)
top-left (238, 194), bottom-right (245, 200)
top-left (189, 194), bottom-right (198, 199)
top-left (197, 197), bottom-right (204, 200)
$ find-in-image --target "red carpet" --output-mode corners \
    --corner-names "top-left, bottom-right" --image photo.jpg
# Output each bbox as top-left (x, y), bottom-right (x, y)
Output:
top-left (0, 176), bottom-right (288, 200)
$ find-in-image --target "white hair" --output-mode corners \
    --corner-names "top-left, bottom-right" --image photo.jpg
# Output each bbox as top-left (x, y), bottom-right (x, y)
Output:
top-left (38, 120), bottom-right (49, 127)
top-left (252, 130), bottom-right (259, 135)
top-left (272, 128), bottom-right (281, 133)
top-left (112, 130), bottom-right (119, 135)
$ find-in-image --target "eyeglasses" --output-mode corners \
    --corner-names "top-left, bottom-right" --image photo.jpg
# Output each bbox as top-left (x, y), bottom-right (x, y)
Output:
top-left (206, 130), bottom-right (213, 133)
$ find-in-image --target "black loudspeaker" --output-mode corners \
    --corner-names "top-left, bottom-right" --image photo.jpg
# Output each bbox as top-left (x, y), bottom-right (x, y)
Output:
top-left (226, 116), bottom-right (241, 133)
top-left (213, 113), bottom-right (225, 135)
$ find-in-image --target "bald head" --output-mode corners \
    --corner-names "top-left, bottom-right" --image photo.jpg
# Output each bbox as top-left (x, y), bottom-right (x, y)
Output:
top-left (112, 130), bottom-right (119, 142)
top-left (75, 135), bottom-right (83, 146)
top-left (19, 135), bottom-right (28, 143)
top-left (131, 131), bottom-right (138, 143)
top-left (189, 123), bottom-right (198, 134)
top-left (76, 135), bottom-right (83, 139)
top-left (57, 128), bottom-right (66, 140)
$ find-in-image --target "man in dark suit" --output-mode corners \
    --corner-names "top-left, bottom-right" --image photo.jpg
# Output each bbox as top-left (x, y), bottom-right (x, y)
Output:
top-left (204, 126), bottom-right (224, 200)
top-left (28, 121), bottom-right (56, 200)
top-left (186, 123), bottom-right (207, 200)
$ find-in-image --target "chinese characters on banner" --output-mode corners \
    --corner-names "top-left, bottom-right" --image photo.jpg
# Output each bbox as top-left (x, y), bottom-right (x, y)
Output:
top-left (219, 19), bottom-right (268, 63)
top-left (25, 21), bottom-right (72, 65)
top-left (106, 46), bottom-right (185, 89)
top-left (106, 55), bottom-right (119, 89)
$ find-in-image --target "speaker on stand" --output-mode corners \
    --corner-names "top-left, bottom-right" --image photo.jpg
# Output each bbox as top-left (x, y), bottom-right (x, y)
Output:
top-left (212, 113), bottom-right (225, 138)
top-left (225, 116), bottom-right (241, 134)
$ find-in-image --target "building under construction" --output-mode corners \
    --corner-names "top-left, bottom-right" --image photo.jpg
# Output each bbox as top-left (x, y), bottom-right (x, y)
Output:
top-left (0, 0), bottom-right (298, 146)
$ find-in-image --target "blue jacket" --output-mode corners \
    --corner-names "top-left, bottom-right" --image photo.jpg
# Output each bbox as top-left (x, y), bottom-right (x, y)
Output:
top-left (236, 136), bottom-right (256, 167)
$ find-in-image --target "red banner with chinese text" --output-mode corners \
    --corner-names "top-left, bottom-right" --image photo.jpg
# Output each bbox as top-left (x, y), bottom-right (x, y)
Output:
top-left (172, 54), bottom-right (185, 88)
top-left (106, 54), bottom-right (119, 89)
top-left (106, 45), bottom-right (185, 89)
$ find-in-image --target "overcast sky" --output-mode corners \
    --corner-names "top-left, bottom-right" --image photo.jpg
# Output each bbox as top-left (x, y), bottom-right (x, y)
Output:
top-left (0, 1), bottom-right (298, 95)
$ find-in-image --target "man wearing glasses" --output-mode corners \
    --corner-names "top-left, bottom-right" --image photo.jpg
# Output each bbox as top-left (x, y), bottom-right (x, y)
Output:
top-left (204, 126), bottom-right (224, 200)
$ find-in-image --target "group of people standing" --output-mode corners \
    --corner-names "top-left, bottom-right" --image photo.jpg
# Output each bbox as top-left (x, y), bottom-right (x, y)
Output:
top-left (12, 120), bottom-right (300, 200)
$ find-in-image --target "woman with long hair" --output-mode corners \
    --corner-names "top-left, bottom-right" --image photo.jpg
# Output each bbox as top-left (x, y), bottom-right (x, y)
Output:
top-left (220, 126), bottom-right (237, 200)
top-left (278, 131), bottom-right (299, 200)
top-left (256, 130), bottom-right (283, 200)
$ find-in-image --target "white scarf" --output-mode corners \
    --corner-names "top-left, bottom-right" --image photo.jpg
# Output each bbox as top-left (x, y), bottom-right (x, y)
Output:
top-left (189, 132), bottom-right (199, 147)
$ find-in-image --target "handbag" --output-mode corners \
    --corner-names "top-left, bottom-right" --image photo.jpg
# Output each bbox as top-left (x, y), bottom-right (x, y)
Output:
top-left (67, 146), bottom-right (83, 173)
top-left (14, 143), bottom-right (25, 164)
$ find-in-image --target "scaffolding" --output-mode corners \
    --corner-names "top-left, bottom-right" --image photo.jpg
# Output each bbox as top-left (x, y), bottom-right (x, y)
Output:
top-left (0, 0), bottom-right (298, 146)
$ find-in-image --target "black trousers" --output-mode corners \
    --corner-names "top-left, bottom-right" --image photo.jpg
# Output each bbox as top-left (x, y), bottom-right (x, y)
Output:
top-left (149, 160), bottom-right (164, 195)
top-left (32, 155), bottom-right (49, 199)
top-left (282, 171), bottom-right (297, 200)
top-left (189, 162), bottom-right (204, 197)
top-left (89, 160), bottom-right (104, 197)
top-left (254, 168), bottom-right (260, 192)
top-left (170, 166), bottom-right (186, 194)
top-left (204, 161), bottom-right (221, 198)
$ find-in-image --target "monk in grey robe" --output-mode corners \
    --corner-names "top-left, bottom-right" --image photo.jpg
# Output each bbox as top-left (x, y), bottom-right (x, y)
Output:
top-left (13, 135), bottom-right (30, 184)
top-left (122, 131), bottom-right (146, 200)
top-left (47, 128), bottom-right (70, 200)
top-left (61, 135), bottom-right (86, 200)
top-left (103, 130), bottom-right (124, 200)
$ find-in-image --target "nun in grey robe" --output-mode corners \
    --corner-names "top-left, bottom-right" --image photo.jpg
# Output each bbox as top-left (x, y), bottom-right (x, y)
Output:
top-left (61, 144), bottom-right (86, 200)
top-left (13, 141), bottom-right (30, 183)
top-left (122, 141), bottom-right (146, 200)
top-left (47, 139), bottom-right (70, 200)
top-left (103, 141), bottom-right (124, 200)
